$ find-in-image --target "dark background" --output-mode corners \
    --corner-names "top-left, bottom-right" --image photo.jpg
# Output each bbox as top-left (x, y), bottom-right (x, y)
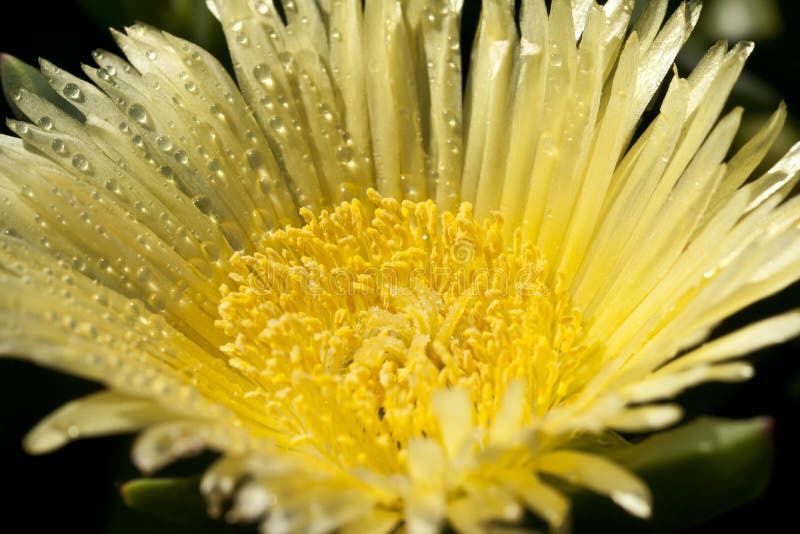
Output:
top-left (1, 1), bottom-right (799, 532)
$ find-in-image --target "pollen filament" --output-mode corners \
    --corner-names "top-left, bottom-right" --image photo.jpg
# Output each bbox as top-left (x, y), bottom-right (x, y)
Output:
top-left (216, 191), bottom-right (587, 473)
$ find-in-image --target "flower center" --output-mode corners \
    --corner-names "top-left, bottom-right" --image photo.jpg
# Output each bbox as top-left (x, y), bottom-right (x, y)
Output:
top-left (216, 192), bottom-right (587, 473)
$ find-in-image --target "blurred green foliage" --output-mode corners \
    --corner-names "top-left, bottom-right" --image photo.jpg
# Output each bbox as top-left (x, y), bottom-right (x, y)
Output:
top-left (119, 417), bottom-right (773, 533)
top-left (77, 0), bottom-right (228, 62)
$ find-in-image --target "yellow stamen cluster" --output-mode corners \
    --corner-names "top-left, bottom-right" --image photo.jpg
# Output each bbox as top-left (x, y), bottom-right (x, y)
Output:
top-left (216, 192), bottom-right (588, 474)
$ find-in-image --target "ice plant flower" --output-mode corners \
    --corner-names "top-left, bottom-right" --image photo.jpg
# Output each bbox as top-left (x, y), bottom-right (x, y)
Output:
top-left (2, 0), bottom-right (800, 531)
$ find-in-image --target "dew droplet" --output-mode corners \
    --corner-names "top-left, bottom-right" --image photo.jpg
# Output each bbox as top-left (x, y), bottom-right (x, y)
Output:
top-left (246, 149), bottom-right (262, 170)
top-left (259, 95), bottom-right (273, 110)
top-left (11, 122), bottom-right (29, 136)
top-left (338, 182), bottom-right (358, 201)
top-left (37, 116), bottom-right (53, 130)
top-left (209, 103), bottom-right (224, 118)
top-left (253, 64), bottom-right (274, 88)
top-left (256, 177), bottom-right (273, 196)
top-left (336, 146), bottom-right (353, 163)
top-left (255, 0), bottom-right (269, 15)
top-left (447, 138), bottom-right (460, 155)
top-left (147, 293), bottom-right (166, 312)
top-left (174, 150), bottom-right (189, 165)
top-left (193, 195), bottom-right (213, 214)
top-left (62, 83), bottom-right (83, 101)
top-left (220, 221), bottom-right (246, 251)
top-left (105, 179), bottom-right (119, 193)
top-left (539, 133), bottom-right (558, 156)
top-left (200, 240), bottom-right (220, 261)
top-left (128, 103), bottom-right (152, 128)
top-left (317, 103), bottom-right (333, 122)
top-left (156, 136), bottom-right (173, 151)
top-left (136, 267), bottom-right (150, 282)
top-left (71, 154), bottom-right (90, 172)
top-left (269, 116), bottom-right (284, 132)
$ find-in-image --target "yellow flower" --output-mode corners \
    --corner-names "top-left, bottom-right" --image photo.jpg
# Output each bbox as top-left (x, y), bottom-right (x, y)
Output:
top-left (1, 0), bottom-right (799, 532)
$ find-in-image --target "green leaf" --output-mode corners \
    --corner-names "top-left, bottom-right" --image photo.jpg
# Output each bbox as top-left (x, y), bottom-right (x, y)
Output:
top-left (120, 417), bottom-right (773, 533)
top-left (567, 416), bottom-right (774, 532)
top-left (77, 0), bottom-right (228, 64)
top-left (700, 0), bottom-right (783, 41)
top-left (120, 475), bottom-right (238, 532)
top-left (0, 54), bottom-right (84, 122)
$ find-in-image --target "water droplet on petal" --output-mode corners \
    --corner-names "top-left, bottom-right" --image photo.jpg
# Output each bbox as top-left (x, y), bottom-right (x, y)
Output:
top-left (37, 116), bottom-right (53, 130)
top-left (253, 64), bottom-right (274, 89)
top-left (220, 221), bottom-right (246, 251)
top-left (156, 136), bottom-right (173, 151)
top-left (136, 267), bottom-right (151, 282)
top-left (269, 116), bottom-right (284, 132)
top-left (338, 182), bottom-right (359, 201)
top-left (255, 0), bottom-right (269, 15)
top-left (193, 195), bottom-right (213, 214)
top-left (246, 150), bottom-right (262, 170)
top-left (71, 154), bottom-right (90, 172)
top-left (336, 146), bottom-right (353, 163)
top-left (11, 122), bottom-right (29, 136)
top-left (128, 104), bottom-right (152, 128)
top-left (62, 83), bottom-right (83, 102)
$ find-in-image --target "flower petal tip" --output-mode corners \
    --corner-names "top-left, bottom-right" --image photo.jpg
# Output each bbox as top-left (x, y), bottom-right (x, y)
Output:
top-left (21, 426), bottom-right (68, 455)
top-left (610, 490), bottom-right (653, 519)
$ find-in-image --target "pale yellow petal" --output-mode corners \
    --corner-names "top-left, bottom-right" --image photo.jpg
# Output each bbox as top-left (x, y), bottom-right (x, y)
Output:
top-left (431, 387), bottom-right (473, 457)
top-left (462, 0), bottom-right (516, 210)
top-left (537, 451), bottom-right (652, 518)
top-left (621, 362), bottom-right (754, 403)
top-left (364, 0), bottom-right (427, 201)
top-left (489, 379), bottom-right (527, 444)
top-left (604, 404), bottom-right (683, 432)
top-left (132, 421), bottom-right (210, 473)
top-left (663, 311), bottom-right (800, 373)
top-left (406, 438), bottom-right (446, 534)
top-left (506, 470), bottom-right (570, 528)
top-left (24, 391), bottom-right (173, 454)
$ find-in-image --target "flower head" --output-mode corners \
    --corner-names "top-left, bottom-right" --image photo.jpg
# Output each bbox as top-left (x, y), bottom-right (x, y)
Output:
top-left (2, 0), bottom-right (800, 532)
